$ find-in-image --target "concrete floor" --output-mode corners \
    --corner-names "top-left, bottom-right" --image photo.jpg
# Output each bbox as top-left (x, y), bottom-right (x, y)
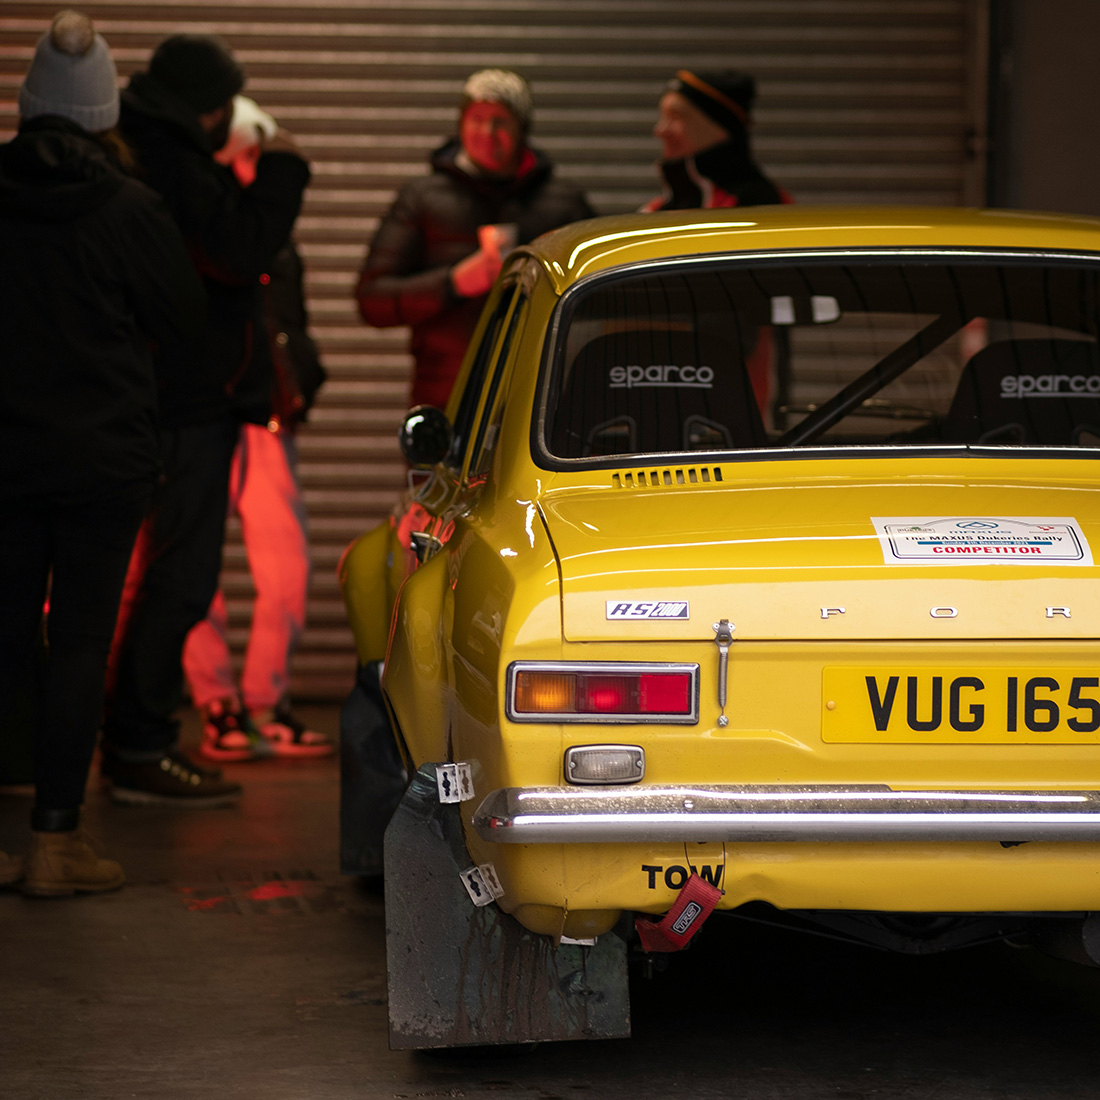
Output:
top-left (3, 706), bottom-right (1100, 1099)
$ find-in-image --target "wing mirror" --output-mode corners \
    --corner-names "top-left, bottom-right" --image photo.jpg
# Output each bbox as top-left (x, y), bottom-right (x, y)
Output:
top-left (399, 405), bottom-right (453, 467)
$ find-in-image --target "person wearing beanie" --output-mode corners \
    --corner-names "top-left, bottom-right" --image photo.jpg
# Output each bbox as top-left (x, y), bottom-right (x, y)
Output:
top-left (645, 68), bottom-right (792, 211)
top-left (355, 69), bottom-right (595, 409)
top-left (645, 69), bottom-right (792, 423)
top-left (0, 11), bottom-right (207, 894)
top-left (99, 34), bottom-right (312, 798)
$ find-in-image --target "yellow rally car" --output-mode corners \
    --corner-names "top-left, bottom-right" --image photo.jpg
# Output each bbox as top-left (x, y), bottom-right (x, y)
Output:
top-left (339, 206), bottom-right (1100, 1049)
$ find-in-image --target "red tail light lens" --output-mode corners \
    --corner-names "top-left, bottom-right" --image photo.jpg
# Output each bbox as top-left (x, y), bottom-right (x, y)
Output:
top-left (577, 676), bottom-right (633, 713)
top-left (639, 671), bottom-right (691, 714)
top-left (509, 664), bottom-right (697, 722)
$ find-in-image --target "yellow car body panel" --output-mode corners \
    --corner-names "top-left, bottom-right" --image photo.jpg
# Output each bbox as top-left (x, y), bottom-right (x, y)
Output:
top-left (341, 206), bottom-right (1100, 948)
top-left (533, 204), bottom-right (1100, 290)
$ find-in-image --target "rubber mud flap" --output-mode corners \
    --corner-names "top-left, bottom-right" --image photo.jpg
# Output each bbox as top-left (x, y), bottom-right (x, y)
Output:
top-left (340, 661), bottom-right (407, 875)
top-left (384, 764), bottom-right (631, 1050)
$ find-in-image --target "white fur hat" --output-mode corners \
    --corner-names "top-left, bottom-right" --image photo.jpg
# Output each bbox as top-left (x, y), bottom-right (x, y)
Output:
top-left (214, 95), bottom-right (278, 167)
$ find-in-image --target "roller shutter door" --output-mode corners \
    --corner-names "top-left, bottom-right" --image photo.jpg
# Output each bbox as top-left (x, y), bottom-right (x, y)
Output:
top-left (1, 1), bottom-right (988, 700)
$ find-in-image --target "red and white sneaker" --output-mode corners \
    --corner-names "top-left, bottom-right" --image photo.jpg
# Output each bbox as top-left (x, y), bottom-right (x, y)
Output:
top-left (253, 706), bottom-right (336, 758)
top-left (198, 698), bottom-right (273, 762)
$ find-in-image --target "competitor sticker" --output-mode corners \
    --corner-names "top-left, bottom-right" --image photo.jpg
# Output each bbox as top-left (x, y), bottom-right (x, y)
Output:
top-left (873, 517), bottom-right (1093, 566)
top-left (607, 600), bottom-right (690, 620)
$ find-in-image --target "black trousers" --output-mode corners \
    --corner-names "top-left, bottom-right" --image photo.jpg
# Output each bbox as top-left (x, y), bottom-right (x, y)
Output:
top-left (0, 489), bottom-right (149, 812)
top-left (103, 420), bottom-right (239, 755)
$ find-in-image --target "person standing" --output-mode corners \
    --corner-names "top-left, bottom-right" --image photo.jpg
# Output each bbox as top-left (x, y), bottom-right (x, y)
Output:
top-left (646, 68), bottom-right (792, 419)
top-left (355, 69), bottom-right (596, 410)
top-left (646, 68), bottom-right (791, 211)
top-left (0, 11), bottom-right (206, 892)
top-left (182, 97), bottom-right (333, 761)
top-left (100, 34), bottom-right (312, 804)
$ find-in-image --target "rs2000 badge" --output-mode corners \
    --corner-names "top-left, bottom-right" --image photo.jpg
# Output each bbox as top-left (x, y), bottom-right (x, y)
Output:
top-left (607, 600), bottom-right (690, 620)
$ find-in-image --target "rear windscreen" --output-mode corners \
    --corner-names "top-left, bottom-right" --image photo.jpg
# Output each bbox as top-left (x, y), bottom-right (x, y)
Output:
top-left (540, 255), bottom-right (1100, 461)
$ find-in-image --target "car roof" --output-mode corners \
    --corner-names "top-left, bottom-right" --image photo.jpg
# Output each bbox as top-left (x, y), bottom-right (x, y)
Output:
top-left (524, 205), bottom-right (1100, 293)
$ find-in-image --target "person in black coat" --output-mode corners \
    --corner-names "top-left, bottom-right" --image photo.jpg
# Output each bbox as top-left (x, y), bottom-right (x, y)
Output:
top-left (645, 69), bottom-right (791, 211)
top-left (355, 69), bottom-right (596, 409)
top-left (0, 11), bottom-right (206, 893)
top-left (99, 33), bottom-right (312, 805)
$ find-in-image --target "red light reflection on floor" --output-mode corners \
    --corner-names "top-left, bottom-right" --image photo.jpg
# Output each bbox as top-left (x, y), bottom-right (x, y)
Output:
top-left (177, 879), bottom-right (324, 912)
top-left (178, 887), bottom-right (228, 912)
top-left (248, 880), bottom-right (310, 901)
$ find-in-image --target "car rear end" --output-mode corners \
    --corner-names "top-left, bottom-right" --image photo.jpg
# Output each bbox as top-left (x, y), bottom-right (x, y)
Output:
top-left (467, 212), bottom-right (1100, 946)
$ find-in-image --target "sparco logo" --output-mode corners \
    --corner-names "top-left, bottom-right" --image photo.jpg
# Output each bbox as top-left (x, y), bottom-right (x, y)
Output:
top-left (671, 901), bottom-right (703, 935)
top-left (1000, 373), bottom-right (1100, 398)
top-left (609, 364), bottom-right (715, 389)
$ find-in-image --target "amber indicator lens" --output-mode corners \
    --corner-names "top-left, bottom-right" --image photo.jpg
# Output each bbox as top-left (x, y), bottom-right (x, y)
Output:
top-left (513, 670), bottom-right (692, 716)
top-left (513, 671), bottom-right (574, 714)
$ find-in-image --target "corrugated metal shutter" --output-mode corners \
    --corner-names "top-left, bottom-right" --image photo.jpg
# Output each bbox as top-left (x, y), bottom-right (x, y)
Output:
top-left (1, 1), bottom-right (988, 701)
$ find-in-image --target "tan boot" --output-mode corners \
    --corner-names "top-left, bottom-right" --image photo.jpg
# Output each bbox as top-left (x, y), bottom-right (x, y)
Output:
top-left (23, 830), bottom-right (124, 897)
top-left (0, 850), bottom-right (24, 887)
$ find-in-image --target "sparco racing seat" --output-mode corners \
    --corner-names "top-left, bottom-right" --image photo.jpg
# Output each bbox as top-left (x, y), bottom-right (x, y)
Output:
top-left (549, 328), bottom-right (766, 458)
top-left (942, 338), bottom-right (1100, 445)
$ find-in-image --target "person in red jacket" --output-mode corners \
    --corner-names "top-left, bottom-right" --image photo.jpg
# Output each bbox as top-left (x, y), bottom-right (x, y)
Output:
top-left (645, 68), bottom-right (792, 211)
top-left (355, 69), bottom-right (595, 410)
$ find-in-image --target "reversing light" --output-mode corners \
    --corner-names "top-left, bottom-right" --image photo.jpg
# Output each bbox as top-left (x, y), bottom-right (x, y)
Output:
top-left (565, 745), bottom-right (645, 785)
top-left (507, 662), bottom-right (698, 723)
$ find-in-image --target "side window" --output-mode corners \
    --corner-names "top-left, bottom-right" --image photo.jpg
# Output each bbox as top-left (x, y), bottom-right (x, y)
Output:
top-left (446, 285), bottom-right (517, 470)
top-left (468, 296), bottom-right (527, 481)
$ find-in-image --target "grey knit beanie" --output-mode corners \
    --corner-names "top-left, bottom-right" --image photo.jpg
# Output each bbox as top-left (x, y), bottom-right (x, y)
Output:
top-left (19, 10), bottom-right (119, 132)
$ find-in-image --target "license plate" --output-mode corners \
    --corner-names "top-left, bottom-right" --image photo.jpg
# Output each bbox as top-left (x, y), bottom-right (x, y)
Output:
top-left (822, 667), bottom-right (1100, 743)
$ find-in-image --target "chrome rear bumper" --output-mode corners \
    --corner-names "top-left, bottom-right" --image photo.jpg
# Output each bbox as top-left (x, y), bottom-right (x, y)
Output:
top-left (472, 785), bottom-right (1100, 844)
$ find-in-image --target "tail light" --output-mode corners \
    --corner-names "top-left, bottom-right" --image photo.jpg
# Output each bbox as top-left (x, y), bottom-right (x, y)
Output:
top-left (507, 662), bottom-right (698, 723)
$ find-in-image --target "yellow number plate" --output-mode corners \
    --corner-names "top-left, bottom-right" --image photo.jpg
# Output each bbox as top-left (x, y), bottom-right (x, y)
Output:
top-left (822, 667), bottom-right (1100, 743)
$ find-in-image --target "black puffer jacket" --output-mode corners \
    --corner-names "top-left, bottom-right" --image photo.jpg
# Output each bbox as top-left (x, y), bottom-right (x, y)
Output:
top-left (355, 140), bottom-right (595, 407)
top-left (0, 117), bottom-right (206, 506)
top-left (120, 73), bottom-right (311, 427)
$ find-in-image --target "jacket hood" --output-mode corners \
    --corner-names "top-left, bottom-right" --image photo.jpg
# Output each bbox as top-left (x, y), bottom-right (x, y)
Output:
top-left (430, 137), bottom-right (553, 199)
top-left (0, 116), bottom-right (123, 222)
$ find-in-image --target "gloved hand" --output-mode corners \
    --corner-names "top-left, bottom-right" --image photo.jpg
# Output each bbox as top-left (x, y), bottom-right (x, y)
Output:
top-left (450, 244), bottom-right (504, 298)
top-left (450, 224), bottom-right (516, 297)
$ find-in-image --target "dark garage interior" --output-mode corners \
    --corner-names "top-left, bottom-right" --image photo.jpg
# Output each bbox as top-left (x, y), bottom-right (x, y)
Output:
top-left (4, 2), bottom-right (1100, 1096)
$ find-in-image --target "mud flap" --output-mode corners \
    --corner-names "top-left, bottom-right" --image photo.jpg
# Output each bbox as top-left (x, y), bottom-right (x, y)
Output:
top-left (384, 764), bottom-right (631, 1050)
top-left (339, 661), bottom-right (408, 876)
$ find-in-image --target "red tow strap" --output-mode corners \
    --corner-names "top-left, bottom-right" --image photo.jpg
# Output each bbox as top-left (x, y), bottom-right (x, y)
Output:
top-left (634, 872), bottom-right (722, 952)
